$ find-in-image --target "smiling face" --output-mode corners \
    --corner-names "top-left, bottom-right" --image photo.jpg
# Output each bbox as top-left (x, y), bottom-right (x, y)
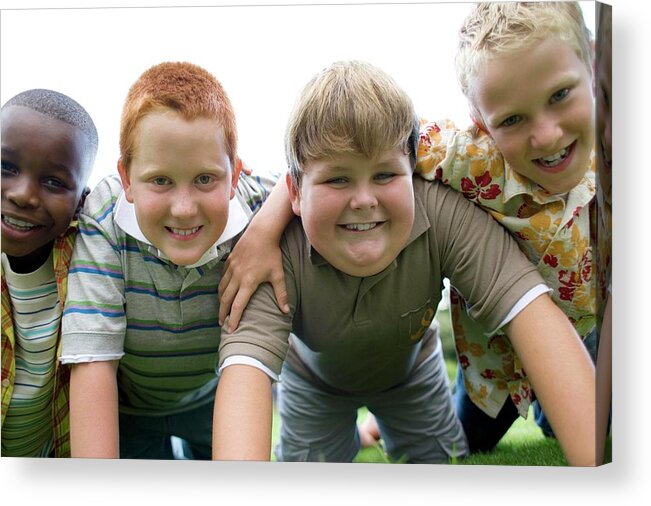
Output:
top-left (1, 106), bottom-right (90, 272)
top-left (288, 147), bottom-right (414, 277)
top-left (470, 37), bottom-right (595, 195)
top-left (118, 109), bottom-right (240, 266)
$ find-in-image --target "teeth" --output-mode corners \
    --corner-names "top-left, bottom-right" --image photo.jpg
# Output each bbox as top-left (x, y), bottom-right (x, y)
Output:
top-left (2, 215), bottom-right (38, 230)
top-left (169, 226), bottom-right (200, 236)
top-left (344, 223), bottom-right (378, 231)
top-left (539, 147), bottom-right (569, 167)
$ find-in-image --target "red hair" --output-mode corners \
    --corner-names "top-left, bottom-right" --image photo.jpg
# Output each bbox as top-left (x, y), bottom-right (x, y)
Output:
top-left (119, 61), bottom-right (237, 169)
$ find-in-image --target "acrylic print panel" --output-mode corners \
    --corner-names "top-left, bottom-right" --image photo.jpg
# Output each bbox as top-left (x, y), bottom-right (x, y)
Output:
top-left (1, 0), bottom-right (605, 468)
top-left (594, 0), bottom-right (613, 470)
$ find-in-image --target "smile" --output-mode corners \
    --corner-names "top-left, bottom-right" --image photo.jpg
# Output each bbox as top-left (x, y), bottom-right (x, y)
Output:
top-left (535, 143), bottom-right (573, 168)
top-left (2, 215), bottom-right (40, 231)
top-left (532, 141), bottom-right (577, 175)
top-left (340, 222), bottom-right (382, 231)
top-left (166, 226), bottom-right (202, 236)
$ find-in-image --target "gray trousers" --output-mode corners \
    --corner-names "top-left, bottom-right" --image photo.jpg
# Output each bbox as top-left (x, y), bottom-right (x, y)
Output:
top-left (275, 339), bottom-right (468, 463)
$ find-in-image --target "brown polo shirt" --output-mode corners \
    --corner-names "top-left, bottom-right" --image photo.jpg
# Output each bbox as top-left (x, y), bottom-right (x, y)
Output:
top-left (219, 177), bottom-right (544, 395)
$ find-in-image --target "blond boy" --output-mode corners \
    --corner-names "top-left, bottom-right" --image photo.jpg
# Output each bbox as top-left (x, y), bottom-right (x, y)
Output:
top-left (213, 60), bottom-right (596, 466)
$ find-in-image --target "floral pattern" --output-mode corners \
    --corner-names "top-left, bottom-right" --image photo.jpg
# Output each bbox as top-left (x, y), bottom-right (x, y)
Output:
top-left (417, 119), bottom-right (597, 418)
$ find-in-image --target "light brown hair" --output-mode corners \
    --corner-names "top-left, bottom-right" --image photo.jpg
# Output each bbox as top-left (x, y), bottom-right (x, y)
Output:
top-left (285, 60), bottom-right (419, 187)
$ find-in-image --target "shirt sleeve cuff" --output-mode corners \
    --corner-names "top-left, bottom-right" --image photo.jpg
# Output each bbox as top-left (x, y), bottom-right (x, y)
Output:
top-left (59, 353), bottom-right (124, 364)
top-left (486, 283), bottom-right (552, 335)
top-left (220, 355), bottom-right (280, 382)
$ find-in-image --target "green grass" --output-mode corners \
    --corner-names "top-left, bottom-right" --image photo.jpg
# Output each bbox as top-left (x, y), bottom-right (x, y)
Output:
top-left (269, 306), bottom-right (612, 466)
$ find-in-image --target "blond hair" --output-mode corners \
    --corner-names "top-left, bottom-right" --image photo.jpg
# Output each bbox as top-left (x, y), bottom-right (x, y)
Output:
top-left (456, 2), bottom-right (593, 107)
top-left (285, 60), bottom-right (419, 187)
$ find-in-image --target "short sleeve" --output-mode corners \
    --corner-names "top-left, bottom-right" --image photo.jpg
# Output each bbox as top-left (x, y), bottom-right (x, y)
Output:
top-left (60, 176), bottom-right (127, 363)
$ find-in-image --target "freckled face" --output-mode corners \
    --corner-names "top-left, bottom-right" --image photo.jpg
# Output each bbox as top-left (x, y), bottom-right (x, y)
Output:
top-left (1, 106), bottom-right (90, 272)
top-left (118, 110), bottom-right (240, 266)
top-left (471, 38), bottom-right (595, 194)
top-left (288, 148), bottom-right (414, 277)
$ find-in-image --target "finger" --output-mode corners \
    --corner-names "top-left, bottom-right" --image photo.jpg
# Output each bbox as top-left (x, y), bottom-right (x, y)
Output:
top-left (219, 280), bottom-right (239, 326)
top-left (218, 255), bottom-right (234, 289)
top-left (218, 267), bottom-right (233, 298)
top-left (271, 274), bottom-right (290, 314)
top-left (226, 287), bottom-right (255, 332)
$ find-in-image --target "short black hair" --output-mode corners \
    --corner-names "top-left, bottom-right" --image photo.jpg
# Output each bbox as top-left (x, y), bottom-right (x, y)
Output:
top-left (3, 88), bottom-right (99, 163)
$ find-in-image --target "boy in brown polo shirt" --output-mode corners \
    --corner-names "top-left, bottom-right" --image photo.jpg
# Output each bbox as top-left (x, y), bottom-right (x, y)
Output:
top-left (212, 60), bottom-right (596, 466)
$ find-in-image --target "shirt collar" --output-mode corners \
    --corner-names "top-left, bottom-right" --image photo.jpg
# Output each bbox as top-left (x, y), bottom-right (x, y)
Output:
top-left (114, 190), bottom-right (249, 268)
top-left (501, 151), bottom-right (596, 207)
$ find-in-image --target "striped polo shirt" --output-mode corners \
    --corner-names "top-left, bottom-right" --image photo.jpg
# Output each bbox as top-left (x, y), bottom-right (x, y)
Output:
top-left (60, 173), bottom-right (271, 416)
top-left (1, 252), bottom-right (58, 456)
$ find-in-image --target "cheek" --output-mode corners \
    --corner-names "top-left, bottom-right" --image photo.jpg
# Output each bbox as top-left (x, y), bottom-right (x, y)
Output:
top-left (51, 195), bottom-right (82, 227)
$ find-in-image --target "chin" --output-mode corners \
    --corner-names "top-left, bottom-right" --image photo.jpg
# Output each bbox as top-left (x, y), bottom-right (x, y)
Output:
top-left (166, 252), bottom-right (203, 266)
top-left (337, 258), bottom-right (391, 277)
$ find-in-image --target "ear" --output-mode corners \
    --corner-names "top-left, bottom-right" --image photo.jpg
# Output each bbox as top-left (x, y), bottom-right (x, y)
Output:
top-left (73, 186), bottom-right (91, 220)
top-left (117, 158), bottom-right (134, 203)
top-left (230, 157), bottom-right (243, 199)
top-left (285, 172), bottom-right (302, 217)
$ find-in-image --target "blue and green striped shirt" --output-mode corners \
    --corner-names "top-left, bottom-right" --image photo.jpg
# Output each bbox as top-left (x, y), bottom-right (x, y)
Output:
top-left (60, 173), bottom-right (273, 416)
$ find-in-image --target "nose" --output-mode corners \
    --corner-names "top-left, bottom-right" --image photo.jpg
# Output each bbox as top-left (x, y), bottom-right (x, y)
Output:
top-left (350, 182), bottom-right (378, 210)
top-left (4, 175), bottom-right (40, 209)
top-left (169, 186), bottom-right (198, 218)
top-left (530, 113), bottom-right (563, 151)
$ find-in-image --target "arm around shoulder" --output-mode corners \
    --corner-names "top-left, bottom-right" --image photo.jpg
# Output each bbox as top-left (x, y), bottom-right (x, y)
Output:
top-left (218, 177), bottom-right (293, 331)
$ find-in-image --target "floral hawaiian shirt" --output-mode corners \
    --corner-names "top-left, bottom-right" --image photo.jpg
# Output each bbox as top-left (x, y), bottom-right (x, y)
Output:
top-left (417, 119), bottom-right (597, 418)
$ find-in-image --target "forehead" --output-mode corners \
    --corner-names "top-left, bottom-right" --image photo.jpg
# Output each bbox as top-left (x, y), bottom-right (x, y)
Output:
top-left (1, 105), bottom-right (91, 178)
top-left (133, 109), bottom-right (225, 147)
top-left (308, 146), bottom-right (411, 172)
top-left (471, 38), bottom-right (590, 114)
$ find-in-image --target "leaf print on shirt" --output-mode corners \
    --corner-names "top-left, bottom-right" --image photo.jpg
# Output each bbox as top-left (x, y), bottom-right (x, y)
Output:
top-left (515, 211), bottom-right (554, 256)
top-left (460, 171), bottom-right (502, 202)
top-left (417, 123), bottom-right (445, 177)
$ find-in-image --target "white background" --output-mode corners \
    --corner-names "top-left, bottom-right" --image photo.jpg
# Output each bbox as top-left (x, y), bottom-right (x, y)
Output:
top-left (1, 1), bottom-right (593, 189)
top-left (1, 0), bottom-right (649, 505)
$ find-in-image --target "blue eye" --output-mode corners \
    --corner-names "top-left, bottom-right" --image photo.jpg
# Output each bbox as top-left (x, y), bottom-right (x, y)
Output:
top-left (551, 88), bottom-right (570, 103)
top-left (374, 172), bottom-right (396, 183)
top-left (152, 177), bottom-right (170, 186)
top-left (501, 115), bottom-right (521, 128)
top-left (326, 177), bottom-right (347, 185)
top-left (195, 174), bottom-right (215, 185)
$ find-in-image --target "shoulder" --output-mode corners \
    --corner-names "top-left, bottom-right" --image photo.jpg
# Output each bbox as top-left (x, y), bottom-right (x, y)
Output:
top-left (77, 175), bottom-right (127, 244)
top-left (235, 173), bottom-right (276, 213)
top-left (83, 175), bottom-right (124, 217)
top-left (281, 217), bottom-right (309, 259)
top-left (412, 174), bottom-right (469, 213)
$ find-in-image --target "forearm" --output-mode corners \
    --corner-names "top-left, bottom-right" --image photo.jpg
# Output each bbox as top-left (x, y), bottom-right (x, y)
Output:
top-left (506, 294), bottom-right (596, 466)
top-left (212, 364), bottom-right (273, 460)
top-left (248, 174), bottom-right (294, 240)
top-left (218, 176), bottom-right (293, 329)
top-left (69, 361), bottom-right (120, 458)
